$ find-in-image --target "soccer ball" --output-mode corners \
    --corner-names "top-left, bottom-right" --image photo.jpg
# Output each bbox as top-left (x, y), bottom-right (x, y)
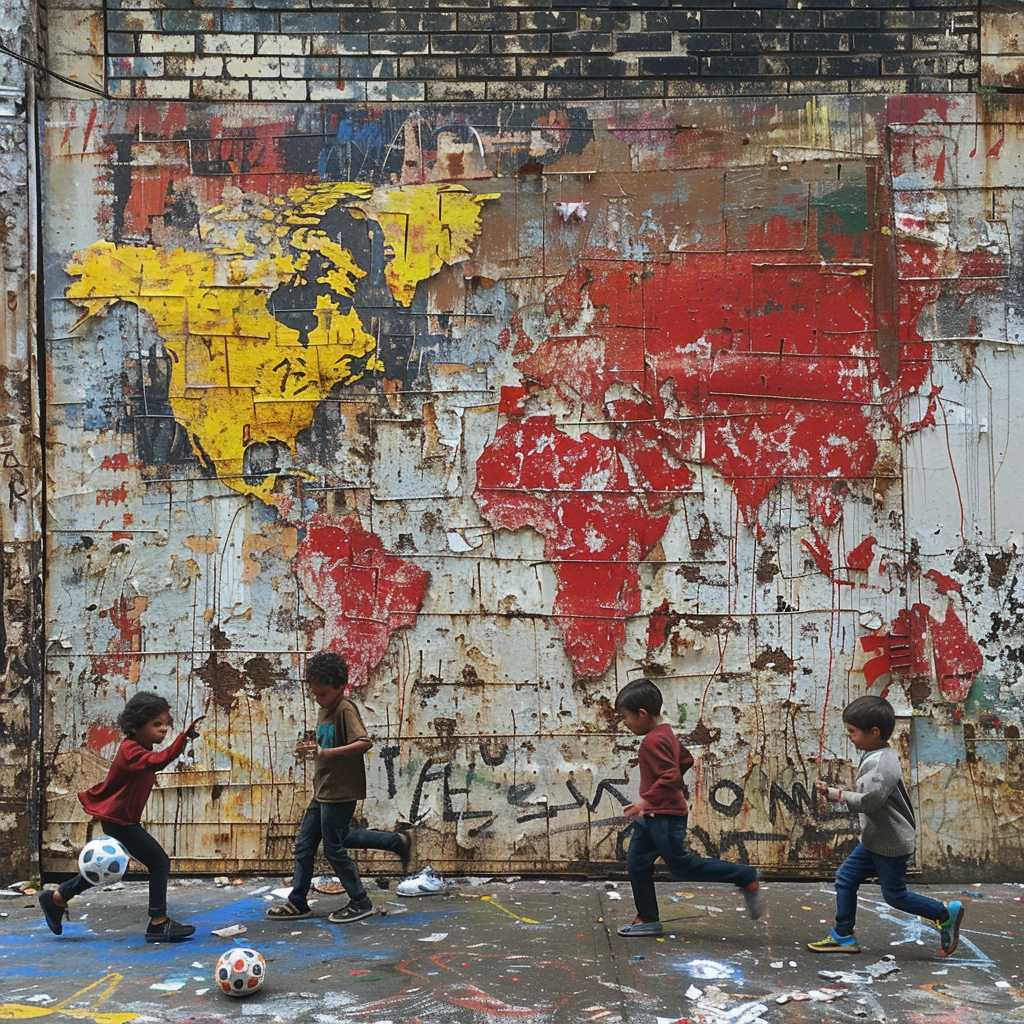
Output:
top-left (215, 947), bottom-right (266, 997)
top-left (77, 837), bottom-right (129, 886)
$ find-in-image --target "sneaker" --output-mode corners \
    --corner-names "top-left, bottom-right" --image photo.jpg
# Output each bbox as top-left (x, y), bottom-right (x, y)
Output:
top-left (144, 917), bottom-right (196, 943)
top-left (939, 901), bottom-right (964, 956)
top-left (807, 928), bottom-right (860, 954)
top-left (617, 921), bottom-right (664, 937)
top-left (396, 866), bottom-right (444, 897)
top-left (39, 890), bottom-right (68, 936)
top-left (327, 899), bottom-right (375, 923)
top-left (742, 880), bottom-right (765, 921)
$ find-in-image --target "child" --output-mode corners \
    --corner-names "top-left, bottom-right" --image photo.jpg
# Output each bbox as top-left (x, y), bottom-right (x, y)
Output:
top-left (268, 652), bottom-right (410, 923)
top-left (810, 694), bottom-right (964, 955)
top-left (39, 692), bottom-right (204, 942)
top-left (614, 678), bottom-right (764, 936)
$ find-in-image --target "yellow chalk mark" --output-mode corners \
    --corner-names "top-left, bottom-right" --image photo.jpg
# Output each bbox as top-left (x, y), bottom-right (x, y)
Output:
top-left (479, 894), bottom-right (540, 925)
top-left (205, 736), bottom-right (273, 781)
top-left (0, 973), bottom-right (139, 1023)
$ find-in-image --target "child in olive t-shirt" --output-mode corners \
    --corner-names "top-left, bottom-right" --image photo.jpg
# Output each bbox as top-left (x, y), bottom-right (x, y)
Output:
top-left (267, 653), bottom-right (410, 923)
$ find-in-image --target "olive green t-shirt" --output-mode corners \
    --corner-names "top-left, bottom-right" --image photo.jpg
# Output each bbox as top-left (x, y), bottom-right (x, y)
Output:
top-left (312, 695), bottom-right (370, 803)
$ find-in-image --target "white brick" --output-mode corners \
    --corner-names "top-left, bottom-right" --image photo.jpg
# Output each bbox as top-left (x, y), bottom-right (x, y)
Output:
top-left (251, 79), bottom-right (309, 101)
top-left (203, 34), bottom-right (255, 55)
top-left (310, 81), bottom-right (367, 101)
top-left (135, 79), bottom-right (192, 99)
top-left (279, 57), bottom-right (308, 78)
top-left (139, 33), bottom-right (196, 54)
top-left (46, 9), bottom-right (104, 56)
top-left (257, 34), bottom-right (311, 56)
top-left (192, 78), bottom-right (251, 100)
top-left (225, 56), bottom-right (281, 78)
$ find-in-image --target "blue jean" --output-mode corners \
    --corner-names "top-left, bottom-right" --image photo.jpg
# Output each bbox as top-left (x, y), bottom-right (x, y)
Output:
top-left (288, 799), bottom-right (404, 908)
top-left (833, 842), bottom-right (947, 937)
top-left (626, 814), bottom-right (757, 922)
top-left (60, 822), bottom-right (171, 919)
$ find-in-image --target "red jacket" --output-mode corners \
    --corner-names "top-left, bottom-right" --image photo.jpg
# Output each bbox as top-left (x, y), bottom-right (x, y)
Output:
top-left (78, 732), bottom-right (189, 826)
top-left (638, 723), bottom-right (694, 816)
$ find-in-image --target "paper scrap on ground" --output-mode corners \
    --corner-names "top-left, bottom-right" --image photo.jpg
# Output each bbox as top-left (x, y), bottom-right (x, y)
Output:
top-left (419, 931), bottom-right (449, 942)
top-left (211, 924), bottom-right (247, 937)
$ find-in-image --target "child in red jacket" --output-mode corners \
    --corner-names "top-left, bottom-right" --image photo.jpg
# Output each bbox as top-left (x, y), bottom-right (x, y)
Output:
top-left (39, 692), bottom-right (204, 942)
top-left (614, 678), bottom-right (765, 936)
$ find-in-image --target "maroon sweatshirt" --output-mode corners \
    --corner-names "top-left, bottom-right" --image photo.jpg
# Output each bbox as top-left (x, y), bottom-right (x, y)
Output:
top-left (638, 723), bottom-right (694, 816)
top-left (78, 732), bottom-right (189, 826)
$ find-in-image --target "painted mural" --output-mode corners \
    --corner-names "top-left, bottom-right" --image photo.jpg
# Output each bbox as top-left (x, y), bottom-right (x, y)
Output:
top-left (41, 95), bottom-right (1024, 877)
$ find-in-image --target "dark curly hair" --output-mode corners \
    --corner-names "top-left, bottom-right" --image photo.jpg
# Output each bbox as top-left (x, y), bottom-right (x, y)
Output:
top-left (117, 692), bottom-right (172, 736)
top-left (306, 651), bottom-right (348, 690)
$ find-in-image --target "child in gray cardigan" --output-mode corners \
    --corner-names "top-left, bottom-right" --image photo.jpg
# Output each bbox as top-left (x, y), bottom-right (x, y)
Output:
top-left (809, 695), bottom-right (965, 956)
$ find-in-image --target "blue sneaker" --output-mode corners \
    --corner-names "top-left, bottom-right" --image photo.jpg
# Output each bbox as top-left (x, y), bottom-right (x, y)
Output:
top-left (939, 901), bottom-right (964, 956)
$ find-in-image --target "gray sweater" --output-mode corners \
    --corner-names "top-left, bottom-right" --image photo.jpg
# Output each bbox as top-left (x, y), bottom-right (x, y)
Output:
top-left (840, 745), bottom-right (916, 857)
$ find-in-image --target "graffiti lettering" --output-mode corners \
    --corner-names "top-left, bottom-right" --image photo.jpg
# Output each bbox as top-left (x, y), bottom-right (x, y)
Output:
top-left (511, 774), bottom-right (630, 823)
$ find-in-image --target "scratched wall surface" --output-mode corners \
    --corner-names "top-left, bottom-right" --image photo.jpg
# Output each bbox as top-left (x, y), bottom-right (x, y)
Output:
top-left (40, 95), bottom-right (1023, 881)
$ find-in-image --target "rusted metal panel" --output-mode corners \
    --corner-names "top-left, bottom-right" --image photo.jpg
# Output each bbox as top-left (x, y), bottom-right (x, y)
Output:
top-left (39, 95), bottom-right (1024, 881)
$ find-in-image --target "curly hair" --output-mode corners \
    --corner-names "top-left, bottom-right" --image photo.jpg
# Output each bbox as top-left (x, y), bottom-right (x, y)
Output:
top-left (306, 651), bottom-right (349, 690)
top-left (117, 692), bottom-right (172, 736)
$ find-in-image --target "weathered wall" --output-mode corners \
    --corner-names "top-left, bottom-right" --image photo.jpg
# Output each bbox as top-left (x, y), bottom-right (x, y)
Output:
top-left (18, 2), bottom-right (1024, 883)
top-left (35, 91), bottom-right (1024, 881)
top-left (0, 0), bottom-right (44, 882)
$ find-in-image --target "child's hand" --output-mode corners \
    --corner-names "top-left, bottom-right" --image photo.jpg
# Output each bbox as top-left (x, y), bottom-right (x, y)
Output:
top-left (294, 740), bottom-right (319, 758)
top-left (185, 716), bottom-right (206, 740)
top-left (623, 801), bottom-right (646, 820)
top-left (815, 780), bottom-right (843, 802)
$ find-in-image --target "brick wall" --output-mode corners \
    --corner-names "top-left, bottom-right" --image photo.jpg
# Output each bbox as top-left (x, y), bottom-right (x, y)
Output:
top-left (95, 0), bottom-right (980, 103)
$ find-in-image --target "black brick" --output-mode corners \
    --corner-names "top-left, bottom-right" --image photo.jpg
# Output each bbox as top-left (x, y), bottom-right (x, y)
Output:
top-left (281, 14), bottom-right (339, 33)
top-left (883, 54), bottom-right (977, 75)
top-left (430, 33), bottom-right (490, 54)
top-left (544, 79), bottom-right (605, 99)
top-left (883, 11), bottom-right (942, 30)
top-left (856, 33), bottom-right (909, 52)
top-left (552, 32), bottom-right (613, 53)
top-left (518, 56), bottom-right (581, 77)
top-left (221, 11), bottom-right (278, 32)
top-left (824, 11), bottom-right (882, 30)
top-left (697, 55), bottom-right (760, 77)
top-left (821, 55), bottom-right (880, 76)
top-left (487, 80), bottom-right (545, 100)
top-left (108, 33), bottom-right (135, 55)
top-left (677, 33), bottom-right (732, 54)
top-left (734, 32), bottom-right (790, 52)
top-left (616, 33), bottom-right (672, 52)
top-left (762, 11), bottom-right (821, 30)
top-left (793, 33), bottom-right (850, 52)
top-left (518, 12), bottom-right (576, 32)
top-left (338, 12), bottom-right (398, 32)
top-left (395, 13), bottom-right (455, 32)
top-left (582, 56), bottom-right (631, 76)
top-left (702, 11), bottom-right (761, 31)
top-left (639, 55), bottom-right (699, 76)
top-left (644, 11), bottom-right (700, 31)
top-left (492, 34), bottom-right (551, 54)
top-left (579, 12), bottom-right (632, 31)
top-left (369, 33), bottom-right (428, 54)
top-left (606, 79), bottom-right (666, 98)
top-left (457, 56), bottom-right (517, 77)
top-left (161, 10), bottom-right (220, 31)
top-left (457, 11), bottom-right (517, 31)
top-left (398, 55), bottom-right (456, 77)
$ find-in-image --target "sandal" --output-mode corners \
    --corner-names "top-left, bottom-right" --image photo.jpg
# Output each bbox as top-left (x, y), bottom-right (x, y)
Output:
top-left (266, 900), bottom-right (312, 919)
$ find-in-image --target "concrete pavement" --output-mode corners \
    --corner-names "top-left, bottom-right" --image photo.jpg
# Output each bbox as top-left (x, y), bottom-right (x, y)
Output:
top-left (1, 872), bottom-right (1021, 1022)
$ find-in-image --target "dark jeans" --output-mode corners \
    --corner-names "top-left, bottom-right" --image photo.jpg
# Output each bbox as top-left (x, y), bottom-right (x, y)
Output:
top-left (626, 814), bottom-right (757, 923)
top-left (60, 822), bottom-right (171, 919)
top-left (288, 799), bottom-right (404, 908)
top-left (834, 842), bottom-right (947, 937)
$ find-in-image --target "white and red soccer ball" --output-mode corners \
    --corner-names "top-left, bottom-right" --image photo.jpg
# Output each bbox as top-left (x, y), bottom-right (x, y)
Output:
top-left (215, 946), bottom-right (266, 997)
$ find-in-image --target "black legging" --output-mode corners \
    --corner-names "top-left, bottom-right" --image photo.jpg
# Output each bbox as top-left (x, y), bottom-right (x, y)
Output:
top-left (60, 822), bottom-right (171, 919)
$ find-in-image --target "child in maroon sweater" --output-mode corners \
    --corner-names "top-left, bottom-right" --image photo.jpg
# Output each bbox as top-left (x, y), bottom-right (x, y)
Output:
top-left (614, 678), bottom-right (765, 936)
top-left (39, 692), bottom-right (204, 942)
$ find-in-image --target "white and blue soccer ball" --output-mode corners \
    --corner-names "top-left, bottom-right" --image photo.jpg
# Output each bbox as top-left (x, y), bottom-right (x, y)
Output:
top-left (216, 947), bottom-right (266, 997)
top-left (77, 837), bottom-right (129, 886)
